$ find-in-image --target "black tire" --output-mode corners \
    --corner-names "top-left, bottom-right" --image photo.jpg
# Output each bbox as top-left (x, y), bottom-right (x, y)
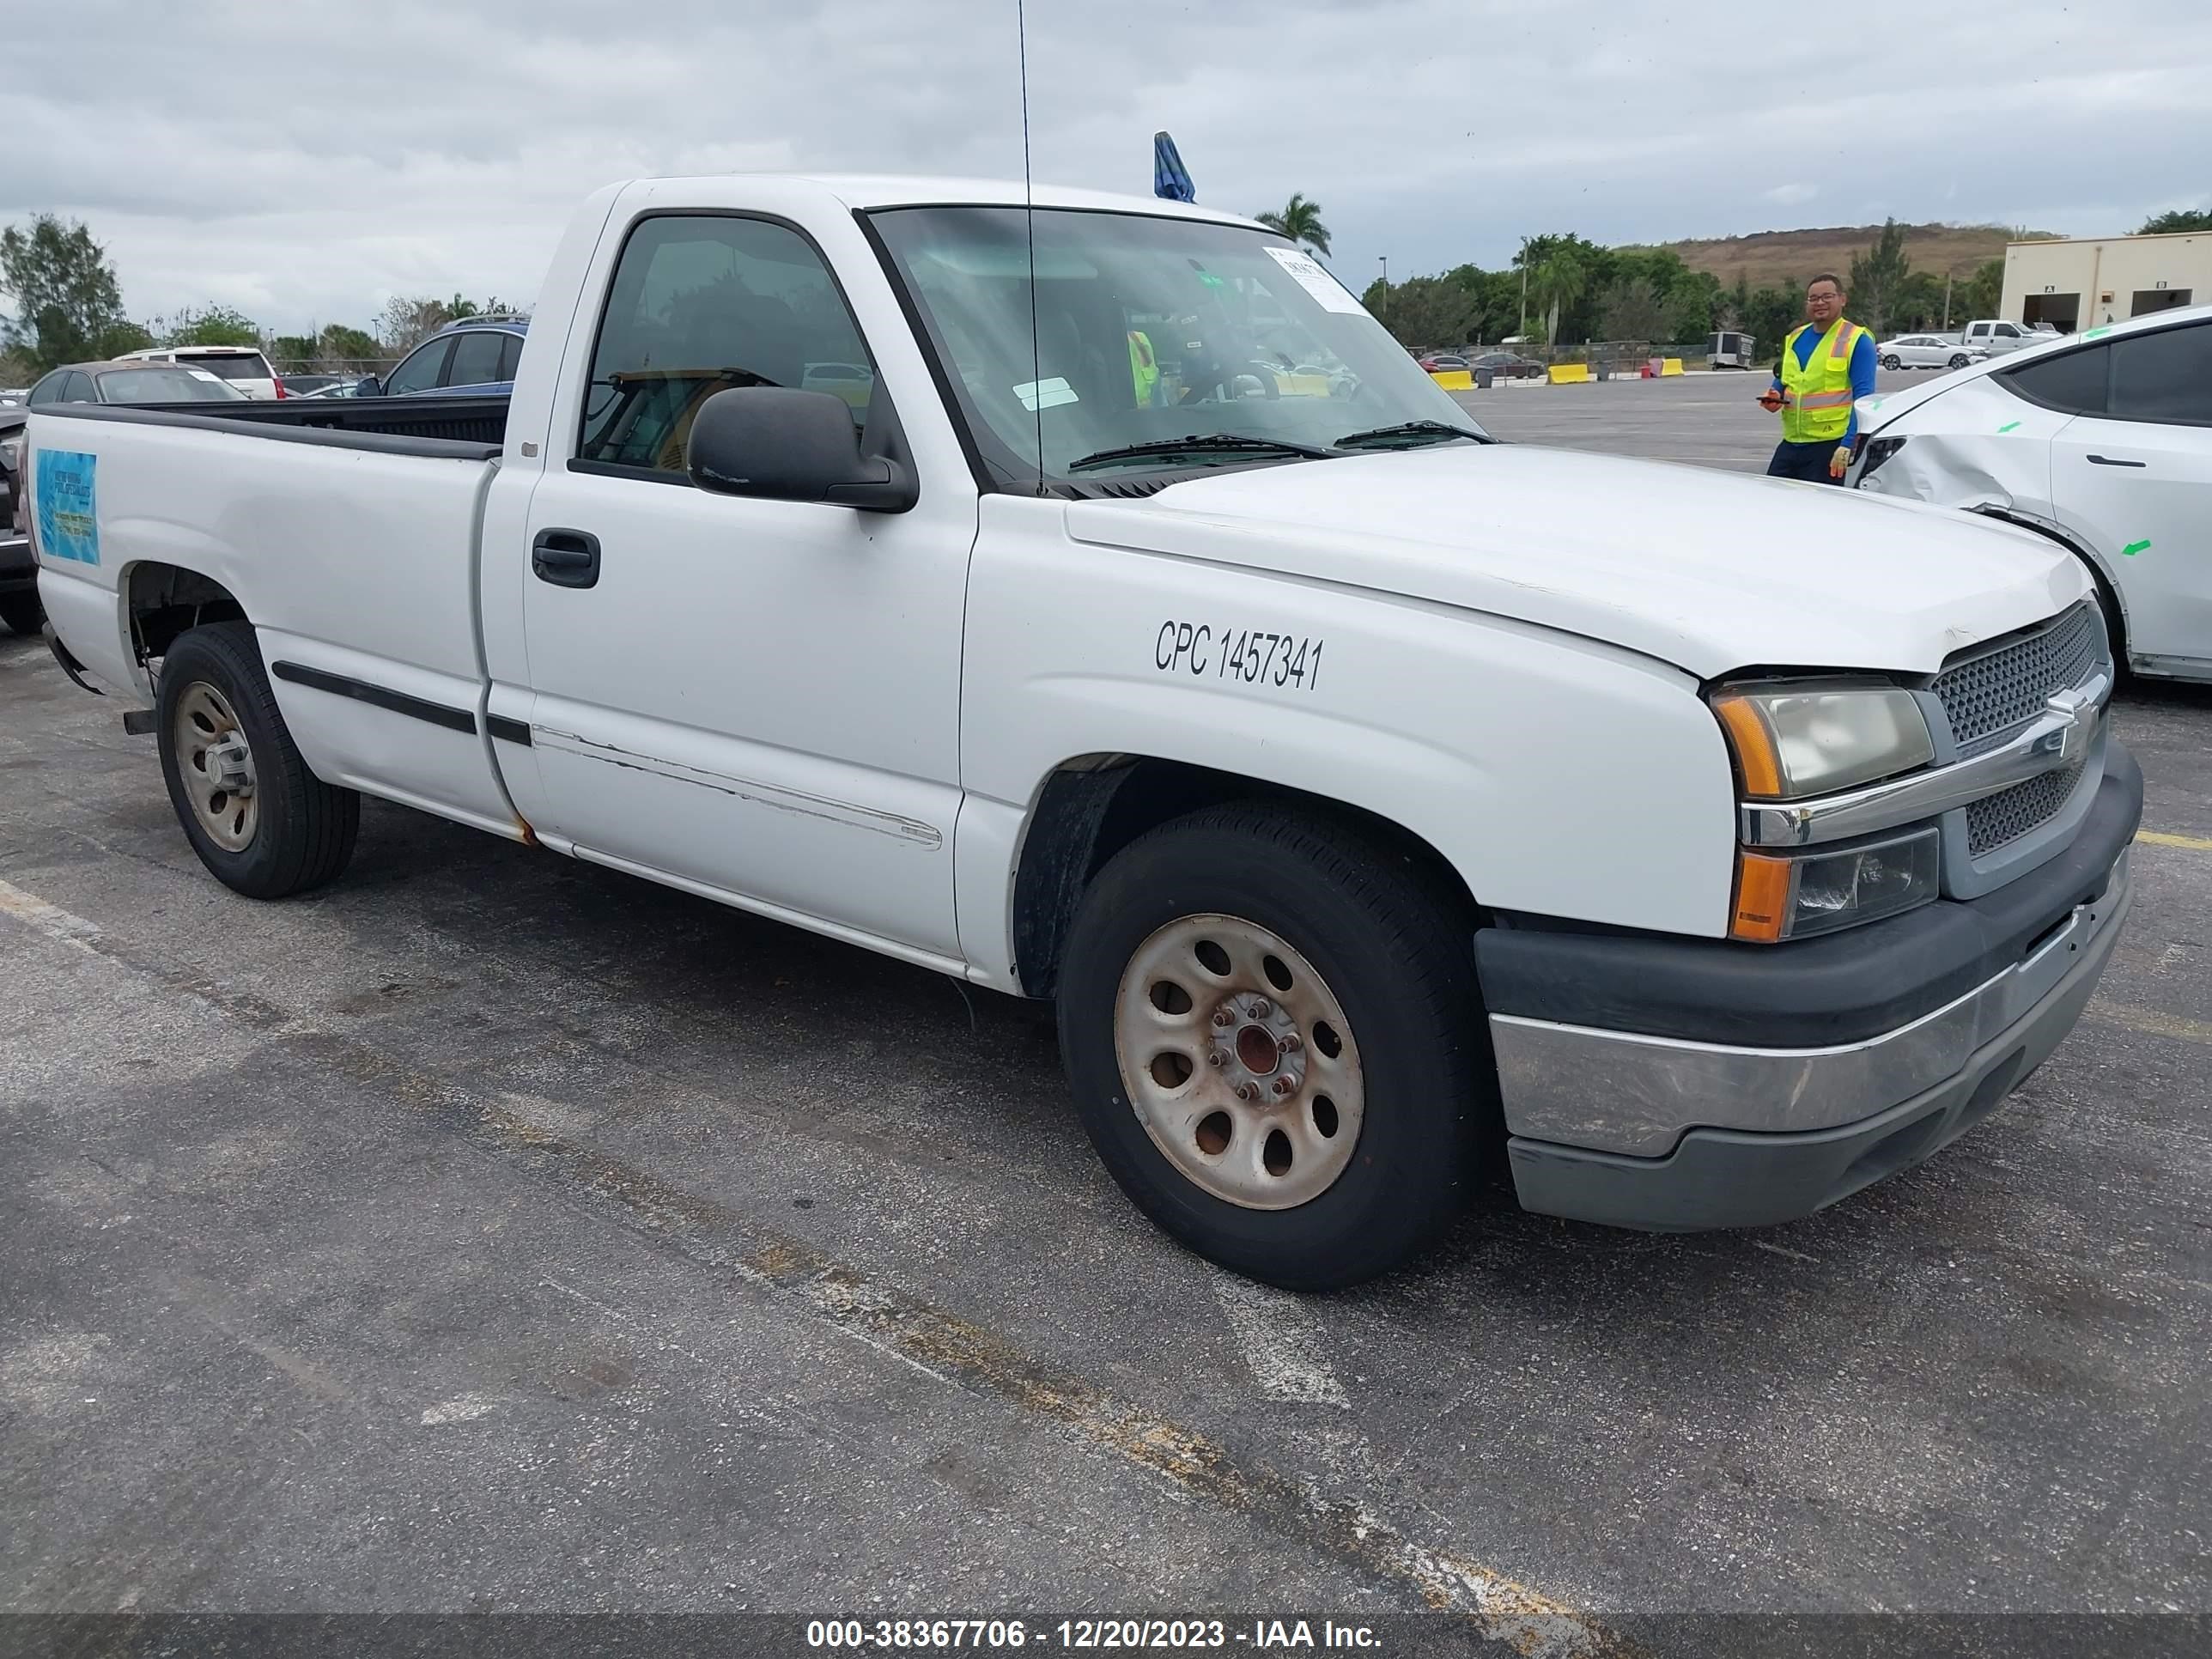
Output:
top-left (0, 590), bottom-right (41, 635)
top-left (157, 621), bottom-right (359, 897)
top-left (1056, 804), bottom-right (1489, 1290)
top-left (1881, 354), bottom-right (1901, 371)
top-left (1949, 354), bottom-right (1971, 368)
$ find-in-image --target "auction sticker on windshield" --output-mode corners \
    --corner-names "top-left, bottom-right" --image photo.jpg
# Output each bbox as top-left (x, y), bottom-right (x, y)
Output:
top-left (1262, 246), bottom-right (1364, 314)
top-left (35, 449), bottom-right (100, 566)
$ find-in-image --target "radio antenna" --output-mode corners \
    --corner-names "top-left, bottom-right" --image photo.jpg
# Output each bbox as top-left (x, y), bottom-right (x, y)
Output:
top-left (1017, 0), bottom-right (1044, 495)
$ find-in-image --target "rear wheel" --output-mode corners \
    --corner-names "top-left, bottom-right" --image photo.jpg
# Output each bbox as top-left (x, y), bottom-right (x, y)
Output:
top-left (157, 621), bottom-right (359, 897)
top-left (0, 591), bottom-right (41, 635)
top-left (1056, 805), bottom-right (1488, 1290)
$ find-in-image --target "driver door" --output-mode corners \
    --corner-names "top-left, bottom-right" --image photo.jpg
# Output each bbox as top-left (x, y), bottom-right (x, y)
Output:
top-left (511, 211), bottom-right (974, 960)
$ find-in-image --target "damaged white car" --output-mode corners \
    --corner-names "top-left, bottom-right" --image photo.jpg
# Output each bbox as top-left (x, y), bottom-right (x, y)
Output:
top-left (1851, 303), bottom-right (2212, 684)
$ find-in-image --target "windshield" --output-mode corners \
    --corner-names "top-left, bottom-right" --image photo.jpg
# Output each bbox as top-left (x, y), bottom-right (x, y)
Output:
top-left (95, 368), bottom-right (247, 402)
top-left (868, 206), bottom-right (1483, 485)
top-left (176, 352), bottom-right (271, 380)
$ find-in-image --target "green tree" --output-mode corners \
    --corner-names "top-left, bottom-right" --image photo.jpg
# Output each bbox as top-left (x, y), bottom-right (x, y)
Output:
top-left (1744, 281), bottom-right (1803, 360)
top-left (1254, 193), bottom-right (1331, 256)
top-left (1960, 258), bottom-right (2004, 320)
top-left (268, 332), bottom-right (319, 366)
top-left (1666, 270), bottom-right (1723, 343)
top-left (1887, 270), bottom-right (1948, 331)
top-left (1596, 276), bottom-right (1669, 342)
top-left (1364, 273), bottom-right (1480, 349)
top-left (1528, 252), bottom-right (1589, 346)
top-left (318, 323), bottom-right (382, 368)
top-left (0, 214), bottom-right (134, 373)
top-left (2138, 207), bottom-right (2212, 234)
top-left (1847, 218), bottom-right (1911, 336)
top-left (159, 304), bottom-right (261, 347)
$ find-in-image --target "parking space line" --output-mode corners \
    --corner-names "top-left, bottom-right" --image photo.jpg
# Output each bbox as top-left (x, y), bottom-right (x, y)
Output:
top-left (1210, 1271), bottom-right (1351, 1407)
top-left (2137, 830), bottom-right (2212, 852)
top-left (2089, 1000), bottom-right (2212, 1047)
top-left (0, 878), bottom-right (103, 952)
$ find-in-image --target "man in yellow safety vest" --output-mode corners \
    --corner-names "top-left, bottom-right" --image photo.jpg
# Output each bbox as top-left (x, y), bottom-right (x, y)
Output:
top-left (1758, 274), bottom-right (1876, 484)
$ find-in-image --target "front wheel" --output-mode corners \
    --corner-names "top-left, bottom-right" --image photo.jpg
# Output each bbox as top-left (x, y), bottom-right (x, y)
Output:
top-left (1881, 354), bottom-right (1902, 370)
top-left (1056, 805), bottom-right (1489, 1289)
top-left (157, 621), bottom-right (360, 897)
top-left (1949, 353), bottom-right (1971, 368)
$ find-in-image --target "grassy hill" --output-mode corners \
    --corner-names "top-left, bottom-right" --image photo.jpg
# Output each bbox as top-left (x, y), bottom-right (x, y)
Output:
top-left (1640, 222), bottom-right (2041, 287)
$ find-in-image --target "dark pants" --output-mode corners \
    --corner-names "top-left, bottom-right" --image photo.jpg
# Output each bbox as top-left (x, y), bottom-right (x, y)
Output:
top-left (1767, 440), bottom-right (1844, 484)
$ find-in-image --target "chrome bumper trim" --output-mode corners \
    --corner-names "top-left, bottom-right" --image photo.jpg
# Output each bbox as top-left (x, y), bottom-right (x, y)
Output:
top-left (1740, 672), bottom-right (2111, 848)
top-left (1489, 849), bottom-right (2130, 1157)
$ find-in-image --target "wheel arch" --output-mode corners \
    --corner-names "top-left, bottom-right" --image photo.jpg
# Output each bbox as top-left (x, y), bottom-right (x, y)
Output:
top-left (124, 559), bottom-right (251, 672)
top-left (1008, 753), bottom-right (1480, 1000)
top-left (1965, 506), bottom-right (2130, 668)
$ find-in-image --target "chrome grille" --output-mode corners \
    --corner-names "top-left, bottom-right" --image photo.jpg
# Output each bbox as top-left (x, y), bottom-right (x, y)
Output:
top-left (1933, 604), bottom-right (2103, 757)
top-left (1966, 759), bottom-right (2087, 856)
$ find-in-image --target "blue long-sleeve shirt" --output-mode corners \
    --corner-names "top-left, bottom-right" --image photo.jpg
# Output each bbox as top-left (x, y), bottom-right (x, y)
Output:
top-left (1771, 324), bottom-right (1880, 445)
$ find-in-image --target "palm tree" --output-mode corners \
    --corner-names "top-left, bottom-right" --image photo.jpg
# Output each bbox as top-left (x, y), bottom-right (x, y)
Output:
top-left (1528, 252), bottom-right (1587, 347)
top-left (1255, 193), bottom-right (1332, 258)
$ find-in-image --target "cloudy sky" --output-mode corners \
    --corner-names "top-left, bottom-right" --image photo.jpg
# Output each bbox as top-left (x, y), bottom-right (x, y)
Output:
top-left (8, 0), bottom-right (2208, 336)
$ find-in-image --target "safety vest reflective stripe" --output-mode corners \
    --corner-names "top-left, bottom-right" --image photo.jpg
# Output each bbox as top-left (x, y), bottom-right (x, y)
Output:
top-left (1794, 388), bottom-right (1856, 409)
top-left (1827, 324), bottom-right (1858, 359)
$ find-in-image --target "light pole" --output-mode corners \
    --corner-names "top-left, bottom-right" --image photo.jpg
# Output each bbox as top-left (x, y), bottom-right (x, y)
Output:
top-left (1377, 255), bottom-right (1389, 328)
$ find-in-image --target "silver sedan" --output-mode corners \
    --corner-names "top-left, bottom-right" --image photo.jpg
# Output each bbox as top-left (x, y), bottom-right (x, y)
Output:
top-left (1877, 333), bottom-right (1987, 371)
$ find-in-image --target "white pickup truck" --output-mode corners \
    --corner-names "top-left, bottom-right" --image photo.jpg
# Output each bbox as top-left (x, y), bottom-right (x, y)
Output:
top-left (24, 174), bottom-right (2140, 1287)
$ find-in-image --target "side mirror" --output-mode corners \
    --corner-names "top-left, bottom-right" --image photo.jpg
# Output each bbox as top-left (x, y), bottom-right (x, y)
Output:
top-left (686, 386), bottom-right (916, 514)
top-left (354, 375), bottom-right (380, 397)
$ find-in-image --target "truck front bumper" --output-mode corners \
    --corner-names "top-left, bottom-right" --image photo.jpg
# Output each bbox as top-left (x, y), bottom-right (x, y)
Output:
top-left (1477, 744), bottom-right (2142, 1231)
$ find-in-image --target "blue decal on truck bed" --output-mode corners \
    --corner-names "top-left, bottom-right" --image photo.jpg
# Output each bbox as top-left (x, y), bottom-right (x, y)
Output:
top-left (35, 449), bottom-right (100, 565)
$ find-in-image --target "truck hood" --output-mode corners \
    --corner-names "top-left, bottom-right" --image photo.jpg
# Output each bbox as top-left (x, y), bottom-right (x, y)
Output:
top-left (1064, 444), bottom-right (2085, 678)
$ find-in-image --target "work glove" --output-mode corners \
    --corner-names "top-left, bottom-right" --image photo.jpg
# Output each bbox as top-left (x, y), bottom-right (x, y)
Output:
top-left (1830, 446), bottom-right (1851, 479)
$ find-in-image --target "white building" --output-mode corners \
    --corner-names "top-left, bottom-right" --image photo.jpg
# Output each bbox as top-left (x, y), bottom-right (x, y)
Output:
top-left (2001, 229), bottom-right (2210, 333)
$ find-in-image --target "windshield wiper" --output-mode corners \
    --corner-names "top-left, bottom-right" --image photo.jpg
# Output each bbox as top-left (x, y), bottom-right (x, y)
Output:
top-left (1066, 433), bottom-right (1334, 472)
top-left (1331, 420), bottom-right (1490, 451)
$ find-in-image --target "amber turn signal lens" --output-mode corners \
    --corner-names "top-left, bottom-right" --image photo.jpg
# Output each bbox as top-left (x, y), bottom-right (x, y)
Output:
top-left (1731, 853), bottom-right (1792, 943)
top-left (1711, 694), bottom-right (1783, 798)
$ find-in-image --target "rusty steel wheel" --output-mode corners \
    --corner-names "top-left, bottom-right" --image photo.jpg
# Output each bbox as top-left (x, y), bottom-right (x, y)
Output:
top-left (1115, 914), bottom-right (1365, 1210)
top-left (172, 679), bottom-right (260, 851)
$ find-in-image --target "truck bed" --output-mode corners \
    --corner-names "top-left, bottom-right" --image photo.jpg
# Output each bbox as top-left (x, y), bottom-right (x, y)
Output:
top-left (35, 393), bottom-right (508, 456)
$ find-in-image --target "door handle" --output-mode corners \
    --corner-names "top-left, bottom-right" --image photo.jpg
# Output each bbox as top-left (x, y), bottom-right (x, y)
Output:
top-left (2086, 454), bottom-right (2147, 468)
top-left (532, 528), bottom-right (601, 587)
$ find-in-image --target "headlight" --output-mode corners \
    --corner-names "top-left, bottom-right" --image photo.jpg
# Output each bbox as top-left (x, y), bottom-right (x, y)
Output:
top-left (1732, 827), bottom-right (1941, 943)
top-left (1711, 681), bottom-right (1934, 799)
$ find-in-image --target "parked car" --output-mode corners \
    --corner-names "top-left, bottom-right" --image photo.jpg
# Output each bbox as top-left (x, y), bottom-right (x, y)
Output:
top-left (0, 388), bottom-right (27, 407)
top-left (1877, 334), bottom-right (1986, 371)
top-left (1416, 352), bottom-right (1471, 372)
top-left (1957, 319), bottom-right (2047, 356)
top-left (1853, 302), bottom-right (2212, 684)
top-left (23, 173), bottom-right (2137, 1288)
top-left (0, 407), bottom-right (31, 633)
top-left (276, 374), bottom-right (346, 398)
top-left (359, 315), bottom-right (527, 398)
top-left (115, 343), bottom-right (283, 399)
top-left (26, 361), bottom-right (249, 407)
top-left (1469, 350), bottom-right (1545, 380)
top-left (295, 381), bottom-right (364, 399)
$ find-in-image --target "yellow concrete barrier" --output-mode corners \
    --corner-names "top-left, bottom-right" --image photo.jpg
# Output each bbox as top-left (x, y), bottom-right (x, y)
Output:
top-left (1547, 362), bottom-right (1590, 385)
top-left (1273, 372), bottom-right (1334, 398)
top-left (1661, 358), bottom-right (1684, 376)
top-left (1428, 369), bottom-right (1474, 391)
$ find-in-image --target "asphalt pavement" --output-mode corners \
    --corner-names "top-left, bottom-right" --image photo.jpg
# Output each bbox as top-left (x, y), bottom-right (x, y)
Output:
top-left (3, 385), bottom-right (2209, 1656)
